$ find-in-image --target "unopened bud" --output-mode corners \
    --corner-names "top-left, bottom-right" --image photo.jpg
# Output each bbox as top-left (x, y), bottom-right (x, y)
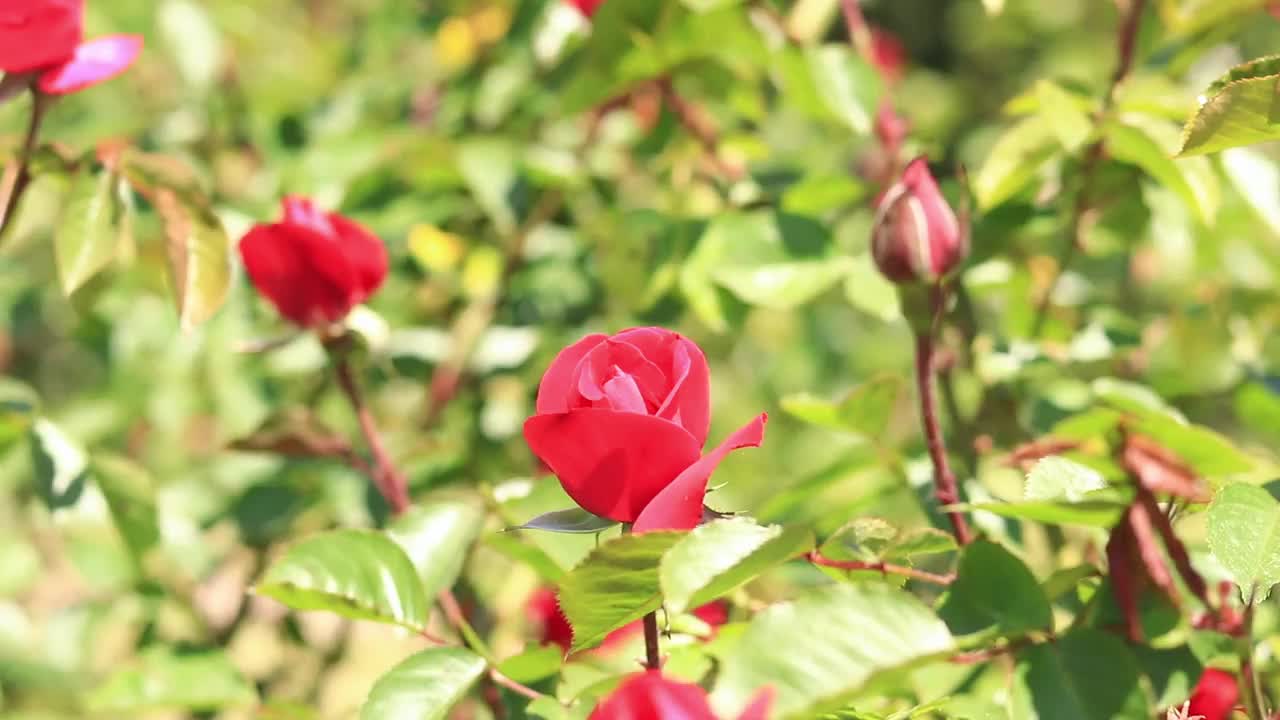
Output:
top-left (870, 157), bottom-right (967, 284)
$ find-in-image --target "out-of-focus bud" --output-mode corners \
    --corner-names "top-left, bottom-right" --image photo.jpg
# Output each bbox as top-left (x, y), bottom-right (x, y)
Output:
top-left (874, 102), bottom-right (908, 155)
top-left (870, 157), bottom-right (966, 285)
top-left (869, 28), bottom-right (906, 84)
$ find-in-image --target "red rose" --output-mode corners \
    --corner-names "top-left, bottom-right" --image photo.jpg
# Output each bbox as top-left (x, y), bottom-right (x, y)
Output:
top-left (523, 328), bottom-right (766, 532)
top-left (1183, 669), bottom-right (1239, 720)
top-left (530, 589), bottom-right (729, 654)
top-left (239, 196), bottom-right (389, 328)
top-left (589, 671), bottom-right (772, 720)
top-left (870, 157), bottom-right (967, 284)
top-left (0, 0), bottom-right (83, 74)
top-left (568, 0), bottom-right (605, 19)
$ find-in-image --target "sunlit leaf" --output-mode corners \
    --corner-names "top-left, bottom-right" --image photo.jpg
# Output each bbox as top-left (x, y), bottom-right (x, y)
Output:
top-left (87, 647), bottom-right (256, 712)
top-left (360, 648), bottom-right (487, 720)
top-left (938, 540), bottom-right (1052, 637)
top-left (661, 518), bottom-right (813, 614)
top-left (388, 499), bottom-right (486, 597)
top-left (54, 169), bottom-right (118, 295)
top-left (1207, 483), bottom-right (1280, 598)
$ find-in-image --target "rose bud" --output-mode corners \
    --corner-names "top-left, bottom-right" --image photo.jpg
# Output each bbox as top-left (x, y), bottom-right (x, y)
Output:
top-left (870, 157), bottom-right (967, 285)
top-left (1182, 669), bottom-right (1240, 720)
top-left (568, 0), bottom-right (605, 19)
top-left (523, 328), bottom-right (766, 533)
top-left (870, 28), bottom-right (906, 85)
top-left (589, 671), bottom-right (772, 720)
top-left (239, 196), bottom-right (389, 328)
top-left (0, 0), bottom-right (83, 75)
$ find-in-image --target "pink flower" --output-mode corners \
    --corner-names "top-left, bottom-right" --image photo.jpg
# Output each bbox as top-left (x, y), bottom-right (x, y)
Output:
top-left (870, 157), bottom-right (966, 284)
top-left (523, 328), bottom-right (766, 532)
top-left (238, 196), bottom-right (389, 328)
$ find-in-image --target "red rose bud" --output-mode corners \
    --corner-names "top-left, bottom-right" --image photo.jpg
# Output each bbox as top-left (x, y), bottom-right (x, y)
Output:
top-left (871, 157), bottom-right (966, 284)
top-left (589, 671), bottom-right (772, 720)
top-left (523, 328), bottom-right (766, 533)
top-left (0, 0), bottom-right (83, 74)
top-left (38, 34), bottom-right (143, 95)
top-left (1184, 669), bottom-right (1240, 720)
top-left (568, 0), bottom-right (604, 18)
top-left (239, 196), bottom-right (388, 328)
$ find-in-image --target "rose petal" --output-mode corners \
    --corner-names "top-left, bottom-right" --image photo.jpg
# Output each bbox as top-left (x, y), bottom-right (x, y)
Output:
top-left (38, 34), bottom-right (142, 95)
top-left (281, 196), bottom-right (335, 236)
top-left (588, 671), bottom-right (717, 720)
top-left (328, 212), bottom-right (388, 301)
top-left (633, 413), bottom-right (767, 533)
top-left (654, 337), bottom-right (710, 447)
top-left (239, 223), bottom-right (359, 327)
top-left (738, 687), bottom-right (775, 720)
top-left (603, 371), bottom-right (648, 414)
top-left (0, 0), bottom-right (82, 74)
top-left (523, 409), bottom-right (700, 522)
top-left (536, 334), bottom-right (607, 414)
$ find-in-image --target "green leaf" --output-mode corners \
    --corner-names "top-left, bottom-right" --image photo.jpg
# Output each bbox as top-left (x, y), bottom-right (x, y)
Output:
top-left (679, 0), bottom-right (742, 10)
top-left (1035, 80), bottom-right (1092, 150)
top-left (483, 532), bottom-right (566, 582)
top-left (92, 454), bottom-right (160, 561)
top-left (710, 583), bottom-right (953, 719)
top-left (1179, 55), bottom-right (1280, 156)
top-left (159, 0), bottom-right (224, 92)
top-left (154, 188), bottom-right (232, 329)
top-left (712, 257), bottom-right (855, 309)
top-left (780, 375), bottom-right (904, 440)
top-left (963, 495), bottom-right (1130, 527)
top-left (843, 253), bottom-right (902, 322)
top-left (1129, 413), bottom-right (1253, 478)
top-left (388, 499), bottom-right (486, 598)
top-left (256, 529), bottom-right (432, 632)
top-left (557, 531), bottom-right (685, 652)
top-left (54, 169), bottom-right (118, 295)
top-left (515, 507), bottom-right (621, 534)
top-left (496, 646), bottom-right (563, 684)
top-left (1106, 116), bottom-right (1219, 223)
top-left (803, 45), bottom-right (883, 135)
top-left (938, 540), bottom-right (1052, 637)
top-left (1024, 457), bottom-right (1106, 502)
top-left (1221, 147), bottom-right (1280, 236)
top-left (29, 418), bottom-right (88, 510)
top-left (87, 647), bottom-right (256, 712)
top-left (974, 115), bottom-right (1059, 209)
top-left (360, 648), bottom-right (487, 720)
top-left (457, 138), bottom-right (519, 235)
top-left (661, 518), bottom-right (813, 614)
top-left (1019, 629), bottom-right (1148, 719)
top-left (1207, 483), bottom-right (1280, 598)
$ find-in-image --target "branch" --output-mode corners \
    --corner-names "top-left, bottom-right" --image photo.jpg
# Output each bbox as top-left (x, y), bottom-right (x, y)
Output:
top-left (331, 350), bottom-right (411, 514)
top-left (437, 589), bottom-right (551, 703)
top-left (1031, 0), bottom-right (1147, 337)
top-left (656, 77), bottom-right (743, 181)
top-left (807, 552), bottom-right (955, 586)
top-left (0, 89), bottom-right (51, 240)
top-left (838, 0), bottom-right (875, 64)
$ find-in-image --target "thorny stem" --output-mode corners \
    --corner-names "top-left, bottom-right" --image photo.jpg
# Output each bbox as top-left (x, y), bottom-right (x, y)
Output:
top-left (915, 286), bottom-right (974, 545)
top-left (0, 89), bottom-right (51, 239)
top-left (807, 552), bottom-right (956, 586)
top-left (1031, 0), bottom-right (1147, 338)
top-left (331, 353), bottom-right (411, 514)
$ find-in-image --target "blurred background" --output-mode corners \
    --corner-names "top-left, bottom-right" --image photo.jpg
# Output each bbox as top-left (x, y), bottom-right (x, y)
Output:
top-left (4, 0), bottom-right (1280, 717)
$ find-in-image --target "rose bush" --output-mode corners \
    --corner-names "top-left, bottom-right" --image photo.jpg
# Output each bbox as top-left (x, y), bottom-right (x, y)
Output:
top-left (523, 327), bottom-right (766, 531)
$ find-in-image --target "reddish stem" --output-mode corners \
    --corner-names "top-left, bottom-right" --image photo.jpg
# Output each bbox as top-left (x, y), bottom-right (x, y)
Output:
top-left (914, 292), bottom-right (974, 545)
top-left (332, 355), bottom-right (410, 514)
top-left (0, 89), bottom-right (50, 239)
top-left (642, 612), bottom-right (662, 670)
top-left (807, 552), bottom-right (955, 586)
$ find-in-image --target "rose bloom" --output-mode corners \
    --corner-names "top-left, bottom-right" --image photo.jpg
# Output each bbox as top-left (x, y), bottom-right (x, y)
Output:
top-left (238, 196), bottom-right (389, 328)
top-left (523, 328), bottom-right (766, 533)
top-left (870, 157), bottom-right (967, 285)
top-left (0, 0), bottom-right (141, 95)
top-left (589, 671), bottom-right (772, 720)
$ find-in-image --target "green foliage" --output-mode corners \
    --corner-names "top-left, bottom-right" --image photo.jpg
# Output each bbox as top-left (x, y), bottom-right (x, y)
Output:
top-left (1208, 483), bottom-right (1280, 598)
top-left (256, 529), bottom-right (433, 632)
top-left (938, 540), bottom-right (1052, 637)
top-left (360, 648), bottom-right (488, 720)
top-left (1019, 630), bottom-right (1148, 719)
top-left (660, 518), bottom-right (813, 613)
top-left (87, 647), bottom-right (257, 713)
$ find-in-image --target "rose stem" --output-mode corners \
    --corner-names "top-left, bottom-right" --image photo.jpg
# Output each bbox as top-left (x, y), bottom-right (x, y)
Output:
top-left (643, 612), bottom-right (662, 670)
top-left (0, 89), bottom-right (51, 239)
top-left (1030, 0), bottom-right (1146, 337)
top-left (331, 346), bottom-right (549, 704)
top-left (805, 553), bottom-right (956, 585)
top-left (915, 285), bottom-right (974, 545)
top-left (1241, 585), bottom-right (1267, 720)
top-left (332, 353), bottom-right (411, 515)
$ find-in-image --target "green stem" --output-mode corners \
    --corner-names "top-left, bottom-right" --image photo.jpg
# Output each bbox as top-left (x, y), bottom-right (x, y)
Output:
top-left (1241, 585), bottom-right (1267, 720)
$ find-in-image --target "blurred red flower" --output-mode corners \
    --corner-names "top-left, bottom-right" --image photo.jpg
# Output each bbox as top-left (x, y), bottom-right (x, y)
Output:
top-left (1183, 669), bottom-right (1240, 720)
top-left (239, 196), bottom-right (389, 328)
top-left (0, 0), bottom-right (140, 95)
top-left (589, 671), bottom-right (772, 720)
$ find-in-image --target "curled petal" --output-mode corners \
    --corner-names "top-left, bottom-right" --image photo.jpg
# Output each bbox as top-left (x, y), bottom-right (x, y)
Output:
top-left (633, 413), bottom-right (767, 533)
top-left (38, 34), bottom-right (142, 95)
top-left (655, 337), bottom-right (711, 447)
top-left (523, 409), bottom-right (701, 522)
top-left (535, 333), bottom-right (608, 414)
top-left (575, 337), bottom-right (667, 410)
